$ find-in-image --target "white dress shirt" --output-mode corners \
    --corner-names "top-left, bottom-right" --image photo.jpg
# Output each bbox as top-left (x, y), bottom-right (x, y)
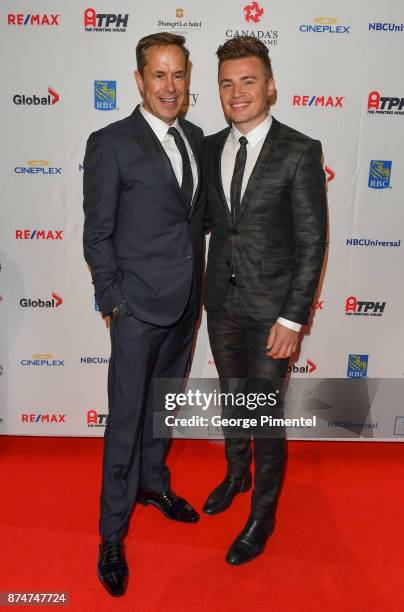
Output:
top-left (221, 113), bottom-right (301, 333)
top-left (139, 105), bottom-right (198, 199)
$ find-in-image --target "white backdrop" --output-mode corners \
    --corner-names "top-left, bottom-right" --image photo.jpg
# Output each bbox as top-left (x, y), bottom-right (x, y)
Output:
top-left (1, 0), bottom-right (403, 439)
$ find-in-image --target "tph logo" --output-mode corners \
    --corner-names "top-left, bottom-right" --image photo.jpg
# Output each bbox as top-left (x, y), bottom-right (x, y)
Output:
top-left (288, 359), bottom-right (317, 374)
top-left (347, 354), bottom-right (368, 378)
top-left (87, 409), bottom-right (108, 427)
top-left (84, 8), bottom-right (129, 32)
top-left (367, 91), bottom-right (404, 115)
top-left (293, 95), bottom-right (344, 108)
top-left (94, 81), bottom-right (117, 111)
top-left (13, 87), bottom-right (59, 106)
top-left (16, 229), bottom-right (63, 240)
top-left (22, 414), bottom-right (66, 423)
top-left (20, 292), bottom-right (63, 308)
top-left (345, 296), bottom-right (386, 317)
top-left (368, 160), bottom-right (392, 189)
top-left (8, 14), bottom-right (60, 26)
top-left (244, 2), bottom-right (264, 24)
top-left (14, 160), bottom-right (62, 175)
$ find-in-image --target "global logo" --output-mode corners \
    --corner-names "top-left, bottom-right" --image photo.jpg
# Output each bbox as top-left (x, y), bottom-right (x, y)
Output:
top-left (20, 354), bottom-right (64, 366)
top-left (22, 413), bottom-right (66, 423)
top-left (87, 409), bottom-right (108, 427)
top-left (346, 237), bottom-right (401, 248)
top-left (94, 81), bottom-right (117, 111)
top-left (288, 359), bottom-right (317, 374)
top-left (20, 292), bottom-right (63, 308)
top-left (299, 17), bottom-right (351, 34)
top-left (244, 2), bottom-right (264, 24)
top-left (14, 160), bottom-right (62, 175)
top-left (16, 229), bottom-right (63, 240)
top-left (8, 14), bottom-right (60, 26)
top-left (345, 296), bottom-right (386, 317)
top-left (367, 91), bottom-right (404, 115)
top-left (84, 8), bottom-right (129, 32)
top-left (13, 87), bottom-right (59, 106)
top-left (325, 166), bottom-right (335, 182)
top-left (368, 160), bottom-right (392, 189)
top-left (369, 23), bottom-right (404, 32)
top-left (293, 95), bottom-right (344, 108)
top-left (347, 354), bottom-right (368, 378)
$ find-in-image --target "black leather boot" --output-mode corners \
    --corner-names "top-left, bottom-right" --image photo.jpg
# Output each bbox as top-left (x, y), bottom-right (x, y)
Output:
top-left (202, 471), bottom-right (252, 515)
top-left (226, 514), bottom-right (275, 565)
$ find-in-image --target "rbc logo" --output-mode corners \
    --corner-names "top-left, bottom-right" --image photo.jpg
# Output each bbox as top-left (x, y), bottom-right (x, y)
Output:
top-left (94, 80), bottom-right (116, 111)
top-left (368, 160), bottom-right (392, 189)
top-left (347, 354), bottom-right (368, 378)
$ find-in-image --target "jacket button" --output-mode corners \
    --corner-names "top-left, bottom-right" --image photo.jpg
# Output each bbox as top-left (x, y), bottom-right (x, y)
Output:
top-left (232, 229), bottom-right (238, 235)
top-left (186, 255), bottom-right (192, 260)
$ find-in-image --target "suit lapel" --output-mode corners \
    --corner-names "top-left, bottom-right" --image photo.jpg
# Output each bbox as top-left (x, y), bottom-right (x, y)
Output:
top-left (129, 106), bottom-right (185, 205)
top-left (215, 127), bottom-right (232, 223)
top-left (179, 118), bottom-right (201, 216)
top-left (237, 117), bottom-right (282, 223)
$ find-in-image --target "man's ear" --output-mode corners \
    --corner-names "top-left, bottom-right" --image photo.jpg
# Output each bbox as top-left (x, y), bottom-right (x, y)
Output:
top-left (267, 78), bottom-right (276, 98)
top-left (134, 70), bottom-right (144, 96)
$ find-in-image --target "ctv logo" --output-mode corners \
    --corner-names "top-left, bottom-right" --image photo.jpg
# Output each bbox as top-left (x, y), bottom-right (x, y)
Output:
top-left (345, 296), bottom-right (386, 317)
top-left (20, 292), bottom-right (63, 308)
top-left (288, 359), bottom-right (317, 374)
top-left (84, 8), bottom-right (129, 32)
top-left (16, 229), bottom-right (63, 240)
top-left (293, 95), bottom-right (344, 107)
top-left (368, 160), bottom-right (392, 189)
top-left (8, 14), bottom-right (60, 26)
top-left (94, 81), bottom-right (117, 111)
top-left (14, 160), bottom-right (62, 175)
top-left (21, 414), bottom-right (66, 423)
top-left (87, 409), bottom-right (108, 427)
top-left (13, 87), bottom-right (59, 106)
top-left (367, 91), bottom-right (404, 115)
top-left (347, 354), bottom-right (368, 378)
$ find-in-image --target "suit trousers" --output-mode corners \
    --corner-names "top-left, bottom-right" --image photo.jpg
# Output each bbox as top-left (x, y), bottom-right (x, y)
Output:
top-left (207, 282), bottom-right (289, 520)
top-left (100, 290), bottom-right (196, 541)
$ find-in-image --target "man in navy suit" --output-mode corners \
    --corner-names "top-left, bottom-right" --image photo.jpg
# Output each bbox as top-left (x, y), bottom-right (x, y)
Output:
top-left (83, 32), bottom-right (205, 597)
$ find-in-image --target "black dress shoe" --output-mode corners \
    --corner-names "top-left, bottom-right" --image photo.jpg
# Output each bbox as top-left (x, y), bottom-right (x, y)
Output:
top-left (226, 515), bottom-right (275, 565)
top-left (98, 539), bottom-right (128, 597)
top-left (202, 472), bottom-right (252, 515)
top-left (137, 489), bottom-right (199, 523)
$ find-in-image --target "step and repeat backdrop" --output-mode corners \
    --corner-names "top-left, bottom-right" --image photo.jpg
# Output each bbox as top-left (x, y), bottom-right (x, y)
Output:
top-left (1, 0), bottom-right (403, 440)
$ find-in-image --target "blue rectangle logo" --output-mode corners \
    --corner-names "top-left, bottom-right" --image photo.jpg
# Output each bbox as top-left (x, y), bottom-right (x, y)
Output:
top-left (368, 160), bottom-right (392, 189)
top-left (347, 354), bottom-right (368, 378)
top-left (94, 80), bottom-right (116, 111)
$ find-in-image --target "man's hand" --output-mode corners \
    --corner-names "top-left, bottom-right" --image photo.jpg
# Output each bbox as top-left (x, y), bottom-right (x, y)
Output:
top-left (266, 322), bottom-right (299, 359)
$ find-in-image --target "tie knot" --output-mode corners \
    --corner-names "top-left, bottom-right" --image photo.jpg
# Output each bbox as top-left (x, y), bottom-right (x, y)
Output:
top-left (239, 136), bottom-right (248, 147)
top-left (168, 126), bottom-right (179, 138)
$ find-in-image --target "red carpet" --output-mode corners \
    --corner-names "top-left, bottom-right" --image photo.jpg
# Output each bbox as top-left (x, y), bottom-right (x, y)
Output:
top-left (1, 437), bottom-right (403, 611)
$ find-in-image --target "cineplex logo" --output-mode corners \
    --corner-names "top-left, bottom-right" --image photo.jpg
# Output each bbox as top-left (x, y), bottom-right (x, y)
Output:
top-left (367, 91), bottom-right (404, 115)
top-left (84, 8), bottom-right (129, 32)
top-left (13, 87), bottom-right (60, 106)
top-left (8, 13), bottom-right (60, 26)
top-left (293, 95), bottom-right (344, 107)
top-left (16, 229), bottom-right (63, 240)
top-left (14, 160), bottom-right (62, 175)
top-left (20, 292), bottom-right (63, 308)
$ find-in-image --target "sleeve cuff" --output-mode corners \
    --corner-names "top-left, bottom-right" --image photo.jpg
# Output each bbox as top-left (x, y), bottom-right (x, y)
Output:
top-left (277, 317), bottom-right (302, 333)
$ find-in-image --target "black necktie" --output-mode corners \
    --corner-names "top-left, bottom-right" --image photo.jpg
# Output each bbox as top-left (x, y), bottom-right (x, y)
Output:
top-left (230, 136), bottom-right (248, 224)
top-left (167, 127), bottom-right (194, 208)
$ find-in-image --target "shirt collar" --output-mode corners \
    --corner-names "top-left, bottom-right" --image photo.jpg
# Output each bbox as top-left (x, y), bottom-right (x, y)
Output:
top-left (230, 113), bottom-right (272, 149)
top-left (139, 104), bottom-right (180, 142)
